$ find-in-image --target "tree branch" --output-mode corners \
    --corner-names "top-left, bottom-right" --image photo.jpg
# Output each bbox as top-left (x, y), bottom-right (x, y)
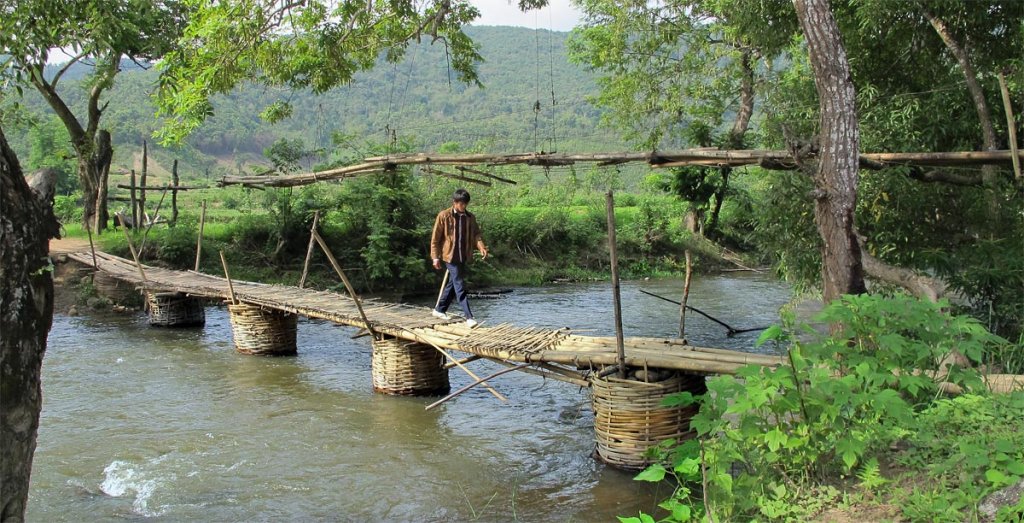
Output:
top-left (906, 166), bottom-right (984, 186)
top-left (857, 233), bottom-right (947, 302)
top-left (49, 51), bottom-right (88, 89)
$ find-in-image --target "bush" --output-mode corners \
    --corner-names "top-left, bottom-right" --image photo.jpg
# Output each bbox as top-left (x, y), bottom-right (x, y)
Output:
top-left (54, 193), bottom-right (82, 224)
top-left (632, 293), bottom-right (1010, 522)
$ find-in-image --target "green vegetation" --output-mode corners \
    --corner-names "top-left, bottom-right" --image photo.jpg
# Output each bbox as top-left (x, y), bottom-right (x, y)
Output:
top-left (626, 294), bottom-right (1024, 522)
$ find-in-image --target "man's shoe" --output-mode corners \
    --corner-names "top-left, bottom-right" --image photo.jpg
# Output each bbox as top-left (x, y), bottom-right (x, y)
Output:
top-left (431, 310), bottom-right (449, 320)
top-left (465, 318), bottom-right (479, 328)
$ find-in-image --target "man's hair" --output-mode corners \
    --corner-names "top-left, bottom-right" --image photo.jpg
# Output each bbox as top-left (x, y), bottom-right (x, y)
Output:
top-left (453, 188), bottom-right (471, 203)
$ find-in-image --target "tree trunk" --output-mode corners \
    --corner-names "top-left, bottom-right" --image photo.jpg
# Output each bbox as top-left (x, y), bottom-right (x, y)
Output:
top-left (794, 0), bottom-right (867, 304)
top-left (94, 130), bottom-right (112, 232)
top-left (0, 125), bottom-right (60, 522)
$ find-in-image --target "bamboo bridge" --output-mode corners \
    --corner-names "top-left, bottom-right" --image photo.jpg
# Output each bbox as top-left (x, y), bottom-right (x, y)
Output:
top-left (68, 250), bottom-right (780, 376)
top-left (65, 249), bottom-right (780, 469)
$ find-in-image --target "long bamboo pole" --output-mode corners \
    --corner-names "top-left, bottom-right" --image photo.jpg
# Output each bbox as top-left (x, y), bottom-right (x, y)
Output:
top-left (680, 250), bottom-right (692, 339)
top-left (606, 191), bottom-right (626, 379)
top-left (130, 169), bottom-right (137, 227)
top-left (194, 200), bottom-right (207, 272)
top-left (434, 269), bottom-right (450, 311)
top-left (298, 211), bottom-right (321, 288)
top-left (425, 364), bottom-right (529, 410)
top-left (138, 183), bottom-right (170, 257)
top-left (998, 72), bottom-right (1021, 180)
top-left (397, 327), bottom-right (508, 402)
top-left (312, 229), bottom-right (375, 339)
top-left (219, 250), bottom-right (237, 305)
top-left (85, 225), bottom-right (98, 270)
top-left (119, 225), bottom-right (148, 286)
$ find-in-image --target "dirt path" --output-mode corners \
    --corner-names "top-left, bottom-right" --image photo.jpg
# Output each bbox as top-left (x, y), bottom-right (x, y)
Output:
top-left (50, 236), bottom-right (94, 254)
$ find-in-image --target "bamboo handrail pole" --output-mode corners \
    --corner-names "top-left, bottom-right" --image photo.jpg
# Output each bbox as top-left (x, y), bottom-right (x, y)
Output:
top-left (397, 327), bottom-right (508, 402)
top-left (85, 225), bottom-right (98, 270)
top-left (219, 250), bottom-right (238, 305)
top-left (299, 211), bottom-right (321, 288)
top-left (482, 356), bottom-right (589, 386)
top-left (998, 72), bottom-right (1021, 180)
top-left (606, 191), bottom-right (627, 379)
top-left (194, 200), bottom-right (207, 272)
top-left (425, 364), bottom-right (529, 410)
top-left (119, 225), bottom-right (148, 286)
top-left (421, 166), bottom-right (492, 186)
top-left (312, 230), bottom-right (376, 339)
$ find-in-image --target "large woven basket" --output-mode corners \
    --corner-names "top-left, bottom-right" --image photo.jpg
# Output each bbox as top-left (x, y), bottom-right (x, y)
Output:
top-left (591, 372), bottom-right (706, 469)
top-left (92, 271), bottom-right (139, 305)
top-left (371, 337), bottom-right (450, 396)
top-left (228, 303), bottom-right (297, 355)
top-left (148, 292), bottom-right (205, 327)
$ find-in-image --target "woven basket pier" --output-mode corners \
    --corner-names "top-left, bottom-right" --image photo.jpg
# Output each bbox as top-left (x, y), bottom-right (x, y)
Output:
top-left (591, 372), bottom-right (706, 469)
top-left (371, 337), bottom-right (450, 396)
top-left (228, 303), bottom-right (297, 356)
top-left (148, 292), bottom-right (205, 327)
top-left (92, 271), bottom-right (139, 305)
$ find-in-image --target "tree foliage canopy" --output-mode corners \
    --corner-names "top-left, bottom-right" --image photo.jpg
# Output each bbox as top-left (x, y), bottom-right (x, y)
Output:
top-left (155, 0), bottom-right (484, 144)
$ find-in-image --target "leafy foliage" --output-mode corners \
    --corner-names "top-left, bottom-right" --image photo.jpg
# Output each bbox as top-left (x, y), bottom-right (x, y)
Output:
top-left (155, 0), bottom-right (484, 144)
top-left (634, 293), bottom-right (1014, 522)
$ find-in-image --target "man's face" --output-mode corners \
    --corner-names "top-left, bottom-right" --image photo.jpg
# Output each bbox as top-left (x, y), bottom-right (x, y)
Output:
top-left (453, 200), bottom-right (468, 212)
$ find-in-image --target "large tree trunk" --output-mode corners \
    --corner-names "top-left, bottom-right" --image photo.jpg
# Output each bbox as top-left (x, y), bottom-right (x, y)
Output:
top-left (794, 0), bottom-right (867, 303)
top-left (0, 125), bottom-right (60, 521)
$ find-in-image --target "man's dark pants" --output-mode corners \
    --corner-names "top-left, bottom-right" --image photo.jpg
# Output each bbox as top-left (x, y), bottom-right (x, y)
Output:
top-left (436, 261), bottom-right (473, 320)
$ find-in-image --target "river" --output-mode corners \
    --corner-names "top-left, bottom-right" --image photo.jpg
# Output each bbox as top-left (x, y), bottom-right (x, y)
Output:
top-left (28, 274), bottom-right (789, 522)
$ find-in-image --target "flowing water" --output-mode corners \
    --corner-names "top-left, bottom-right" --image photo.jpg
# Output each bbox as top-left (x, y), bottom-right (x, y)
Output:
top-left (28, 274), bottom-right (789, 522)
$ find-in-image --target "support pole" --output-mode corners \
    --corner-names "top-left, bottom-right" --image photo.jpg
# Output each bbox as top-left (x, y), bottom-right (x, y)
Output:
top-left (139, 140), bottom-right (148, 225)
top-left (312, 229), bottom-right (376, 339)
top-left (680, 250), bottom-right (693, 339)
top-left (298, 211), bottom-right (321, 288)
top-left (425, 364), bottom-right (529, 410)
top-left (606, 191), bottom-right (626, 379)
top-left (194, 200), bottom-right (207, 272)
top-left (85, 225), bottom-right (98, 270)
top-left (119, 225), bottom-right (148, 286)
top-left (219, 250), bottom-right (238, 305)
top-left (171, 159), bottom-right (179, 224)
top-left (998, 72), bottom-right (1021, 181)
top-left (130, 169), bottom-right (137, 227)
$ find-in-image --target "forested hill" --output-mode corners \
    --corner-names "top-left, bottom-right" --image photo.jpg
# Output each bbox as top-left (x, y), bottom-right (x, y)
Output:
top-left (13, 26), bottom-right (626, 177)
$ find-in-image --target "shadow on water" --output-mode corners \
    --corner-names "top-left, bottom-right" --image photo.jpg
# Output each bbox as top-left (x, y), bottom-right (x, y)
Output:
top-left (29, 274), bottom-right (789, 521)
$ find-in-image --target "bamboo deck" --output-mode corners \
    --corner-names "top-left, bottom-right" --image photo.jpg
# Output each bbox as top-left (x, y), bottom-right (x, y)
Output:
top-left (67, 251), bottom-right (783, 381)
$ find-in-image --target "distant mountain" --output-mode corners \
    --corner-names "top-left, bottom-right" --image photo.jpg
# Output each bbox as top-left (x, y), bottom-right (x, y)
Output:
top-left (11, 26), bottom-right (626, 179)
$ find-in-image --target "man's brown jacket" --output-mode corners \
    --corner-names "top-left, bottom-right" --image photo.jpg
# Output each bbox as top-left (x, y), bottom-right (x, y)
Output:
top-left (430, 207), bottom-right (484, 263)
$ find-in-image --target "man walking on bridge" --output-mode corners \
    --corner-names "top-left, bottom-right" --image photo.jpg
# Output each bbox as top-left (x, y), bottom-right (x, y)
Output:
top-left (431, 188), bottom-right (488, 327)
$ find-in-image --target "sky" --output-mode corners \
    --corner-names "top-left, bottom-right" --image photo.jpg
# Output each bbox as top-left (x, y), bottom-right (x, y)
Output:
top-left (474, 0), bottom-right (582, 32)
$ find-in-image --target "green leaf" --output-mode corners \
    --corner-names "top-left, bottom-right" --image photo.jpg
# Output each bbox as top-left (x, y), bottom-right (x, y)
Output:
top-left (986, 468), bottom-right (1011, 486)
top-left (640, 514), bottom-right (656, 523)
top-left (672, 503), bottom-right (692, 521)
top-left (634, 463), bottom-right (666, 482)
top-left (756, 325), bottom-right (783, 347)
top-left (1006, 461), bottom-right (1024, 476)
top-left (764, 428), bottom-right (788, 452)
top-left (617, 517), bottom-right (642, 523)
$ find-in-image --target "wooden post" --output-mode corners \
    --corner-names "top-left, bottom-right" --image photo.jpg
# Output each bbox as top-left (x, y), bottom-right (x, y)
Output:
top-left (605, 191), bottom-right (626, 379)
top-left (195, 200), bottom-right (207, 272)
top-left (312, 230), bottom-right (376, 339)
top-left (119, 225), bottom-right (148, 286)
top-left (679, 250), bottom-right (693, 339)
top-left (298, 211), bottom-right (321, 288)
top-left (85, 225), bottom-right (98, 270)
top-left (219, 250), bottom-right (237, 305)
top-left (998, 72), bottom-right (1021, 181)
top-left (139, 140), bottom-right (147, 225)
top-left (171, 159), bottom-right (179, 224)
top-left (130, 169), bottom-right (138, 227)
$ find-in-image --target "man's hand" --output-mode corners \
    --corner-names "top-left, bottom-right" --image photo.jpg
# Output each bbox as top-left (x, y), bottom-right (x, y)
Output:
top-left (433, 259), bottom-right (442, 270)
top-left (479, 247), bottom-right (488, 260)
